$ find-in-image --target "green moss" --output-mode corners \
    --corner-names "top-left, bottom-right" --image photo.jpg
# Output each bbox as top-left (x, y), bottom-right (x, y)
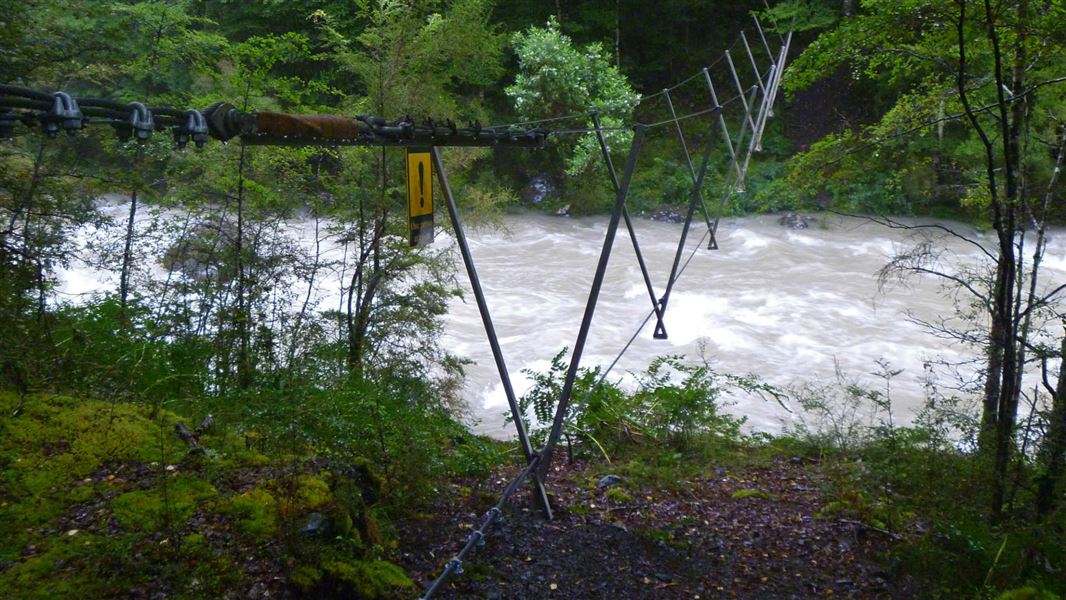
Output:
top-left (0, 393), bottom-right (186, 561)
top-left (0, 533), bottom-right (130, 599)
top-left (995, 587), bottom-right (1059, 600)
top-left (224, 487), bottom-right (278, 539)
top-left (605, 487), bottom-right (633, 503)
top-left (320, 559), bottom-right (413, 599)
top-left (111, 477), bottom-right (216, 532)
top-left (293, 474), bottom-right (332, 512)
top-left (731, 488), bottom-right (774, 500)
top-left (183, 532), bottom-right (205, 548)
top-left (290, 564), bottom-right (323, 592)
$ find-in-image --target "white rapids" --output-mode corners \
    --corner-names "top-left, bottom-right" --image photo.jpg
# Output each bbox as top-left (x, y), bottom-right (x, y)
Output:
top-left (55, 201), bottom-right (1066, 439)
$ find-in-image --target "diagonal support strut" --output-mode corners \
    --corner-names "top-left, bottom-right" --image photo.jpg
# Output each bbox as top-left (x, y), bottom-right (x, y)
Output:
top-left (432, 147), bottom-right (553, 520)
top-left (536, 125), bottom-right (648, 481)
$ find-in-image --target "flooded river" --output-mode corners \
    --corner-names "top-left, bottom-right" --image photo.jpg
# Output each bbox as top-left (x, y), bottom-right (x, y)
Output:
top-left (58, 203), bottom-right (1066, 438)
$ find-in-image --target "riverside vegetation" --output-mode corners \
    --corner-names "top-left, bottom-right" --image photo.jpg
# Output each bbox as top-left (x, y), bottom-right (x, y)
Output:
top-left (2, 0), bottom-right (1065, 598)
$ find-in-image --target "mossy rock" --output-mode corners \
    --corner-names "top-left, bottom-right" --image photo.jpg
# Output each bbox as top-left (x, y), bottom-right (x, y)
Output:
top-left (111, 476), bottom-right (216, 532)
top-left (319, 559), bottom-right (412, 599)
top-left (331, 461), bottom-right (385, 546)
top-left (275, 473), bottom-right (334, 521)
top-left (605, 487), bottom-right (633, 503)
top-left (223, 487), bottom-right (278, 539)
top-left (289, 564), bottom-right (323, 593)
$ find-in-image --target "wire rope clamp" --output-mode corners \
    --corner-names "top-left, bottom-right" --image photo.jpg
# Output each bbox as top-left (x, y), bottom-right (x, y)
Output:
top-left (446, 558), bottom-right (464, 576)
top-left (488, 506), bottom-right (503, 525)
top-left (41, 92), bottom-right (83, 138)
top-left (114, 102), bottom-right (154, 142)
top-left (202, 102), bottom-right (249, 141)
top-left (0, 111), bottom-right (18, 138)
top-left (174, 109), bottom-right (209, 149)
top-left (468, 530), bottom-right (485, 548)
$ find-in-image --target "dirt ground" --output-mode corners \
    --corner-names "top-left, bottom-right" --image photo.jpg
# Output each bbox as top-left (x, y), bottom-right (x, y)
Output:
top-left (398, 454), bottom-right (910, 599)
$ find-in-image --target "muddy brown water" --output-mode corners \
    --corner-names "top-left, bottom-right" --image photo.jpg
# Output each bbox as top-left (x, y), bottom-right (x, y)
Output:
top-left (58, 203), bottom-right (1066, 439)
top-left (441, 213), bottom-right (1066, 439)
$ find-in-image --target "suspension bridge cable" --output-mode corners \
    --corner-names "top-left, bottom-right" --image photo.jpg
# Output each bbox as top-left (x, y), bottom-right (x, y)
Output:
top-left (481, 111), bottom-right (591, 131)
top-left (419, 454), bottom-right (542, 600)
top-left (566, 226), bottom-right (714, 419)
top-left (635, 39), bottom-right (738, 105)
top-left (640, 85), bottom-right (753, 129)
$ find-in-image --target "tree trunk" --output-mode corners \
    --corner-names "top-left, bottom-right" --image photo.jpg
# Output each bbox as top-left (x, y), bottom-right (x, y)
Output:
top-left (1037, 327), bottom-right (1066, 516)
top-left (1034, 129), bottom-right (1066, 516)
top-left (235, 144), bottom-right (253, 390)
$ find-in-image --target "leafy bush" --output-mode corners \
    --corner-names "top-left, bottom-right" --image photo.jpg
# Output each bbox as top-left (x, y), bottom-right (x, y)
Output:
top-left (514, 351), bottom-right (777, 460)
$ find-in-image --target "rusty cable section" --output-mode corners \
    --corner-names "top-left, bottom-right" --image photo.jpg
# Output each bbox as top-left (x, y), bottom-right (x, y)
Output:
top-left (248, 110), bottom-right (369, 143)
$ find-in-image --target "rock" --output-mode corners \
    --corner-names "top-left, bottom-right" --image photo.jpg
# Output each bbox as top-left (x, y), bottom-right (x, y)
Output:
top-left (650, 207), bottom-right (684, 223)
top-left (777, 212), bottom-right (815, 229)
top-left (596, 474), bottom-right (623, 490)
top-left (555, 204), bottom-right (571, 216)
top-left (790, 456), bottom-right (804, 465)
top-left (521, 174), bottom-right (557, 204)
top-left (299, 512), bottom-right (328, 537)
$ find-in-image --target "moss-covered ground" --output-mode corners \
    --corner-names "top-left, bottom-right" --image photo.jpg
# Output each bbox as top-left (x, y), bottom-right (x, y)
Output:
top-left (3, 391), bottom-right (1064, 599)
top-left (0, 392), bottom-right (415, 599)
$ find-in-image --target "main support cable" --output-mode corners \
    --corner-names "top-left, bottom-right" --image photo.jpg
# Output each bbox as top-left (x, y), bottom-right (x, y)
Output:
top-left (0, 85), bottom-right (549, 148)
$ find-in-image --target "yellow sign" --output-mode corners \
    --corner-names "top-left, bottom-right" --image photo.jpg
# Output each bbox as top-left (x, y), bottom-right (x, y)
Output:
top-left (406, 149), bottom-right (434, 247)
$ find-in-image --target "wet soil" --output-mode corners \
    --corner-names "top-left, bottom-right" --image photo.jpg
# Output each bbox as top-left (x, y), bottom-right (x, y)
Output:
top-left (398, 454), bottom-right (909, 599)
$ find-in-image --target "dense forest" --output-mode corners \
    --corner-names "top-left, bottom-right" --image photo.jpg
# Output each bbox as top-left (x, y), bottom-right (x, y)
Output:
top-left (1, 0), bottom-right (1066, 598)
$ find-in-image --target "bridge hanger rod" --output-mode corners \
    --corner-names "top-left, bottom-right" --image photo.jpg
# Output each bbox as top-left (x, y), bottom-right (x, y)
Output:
top-left (663, 88), bottom-right (719, 244)
top-left (591, 112), bottom-right (670, 339)
top-left (432, 147), bottom-right (554, 520)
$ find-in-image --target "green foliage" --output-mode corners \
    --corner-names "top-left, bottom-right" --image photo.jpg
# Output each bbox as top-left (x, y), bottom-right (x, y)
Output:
top-left (761, 0), bottom-right (841, 32)
top-left (506, 16), bottom-right (639, 206)
top-left (314, 0), bottom-right (504, 117)
top-left (515, 352), bottom-right (775, 461)
top-left (779, 0), bottom-right (1066, 216)
top-left (633, 355), bottom-right (749, 448)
